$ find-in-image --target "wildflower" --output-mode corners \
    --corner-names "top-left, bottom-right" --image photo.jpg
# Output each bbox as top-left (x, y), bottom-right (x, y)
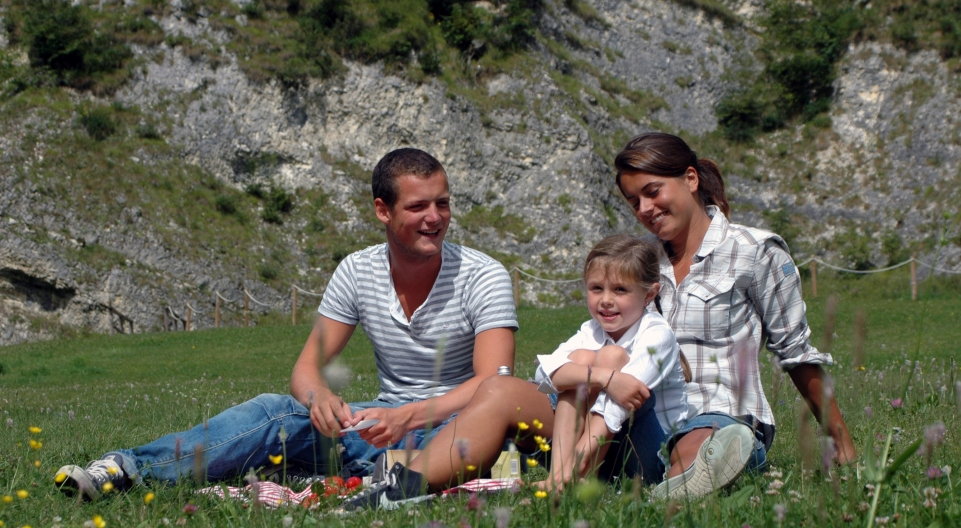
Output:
top-left (534, 490), bottom-right (548, 499)
top-left (466, 465), bottom-right (477, 472)
top-left (773, 503), bottom-right (787, 523)
top-left (942, 465), bottom-right (952, 476)
top-left (923, 421), bottom-right (946, 453)
top-left (494, 507), bottom-right (511, 528)
top-left (765, 468), bottom-right (783, 479)
top-left (858, 502), bottom-right (869, 512)
top-left (842, 513), bottom-right (854, 522)
top-left (69, 410), bottom-right (75, 420)
top-left (517, 421), bottom-right (529, 431)
top-left (102, 482), bottom-right (114, 493)
top-left (455, 439), bottom-right (469, 459)
top-left (750, 495), bottom-right (761, 507)
top-left (466, 492), bottom-right (486, 512)
top-left (2, 495), bottom-right (12, 503)
top-left (5, 418), bottom-right (12, 428)
top-left (533, 435), bottom-right (545, 444)
top-left (34, 460), bottom-right (41, 468)
top-left (864, 407), bottom-right (873, 418)
top-left (532, 419), bottom-right (543, 429)
top-left (519, 498), bottom-right (532, 506)
top-left (527, 458), bottom-right (539, 467)
top-left (269, 454), bottom-right (283, 465)
top-left (283, 516), bottom-right (293, 527)
top-left (370, 522), bottom-right (385, 528)
top-left (145, 492), bottom-right (156, 505)
top-left (875, 516), bottom-right (889, 525)
top-left (539, 443), bottom-right (551, 452)
top-left (183, 503), bottom-right (198, 515)
top-left (29, 426), bottom-right (42, 434)
top-left (93, 515), bottom-right (106, 528)
top-left (927, 466), bottom-right (943, 479)
top-left (16, 490), bottom-right (29, 499)
top-left (890, 398), bottom-right (903, 409)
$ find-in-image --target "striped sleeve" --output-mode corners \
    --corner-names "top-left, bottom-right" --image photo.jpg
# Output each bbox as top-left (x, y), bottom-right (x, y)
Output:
top-left (464, 258), bottom-right (518, 334)
top-left (318, 256), bottom-right (360, 326)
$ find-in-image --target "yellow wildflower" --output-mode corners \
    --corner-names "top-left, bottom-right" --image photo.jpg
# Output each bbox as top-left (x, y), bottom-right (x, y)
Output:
top-left (29, 426), bottom-right (42, 434)
top-left (34, 460), bottom-right (41, 468)
top-left (107, 466), bottom-right (117, 475)
top-left (527, 458), bottom-right (539, 467)
top-left (534, 490), bottom-right (548, 499)
top-left (1, 495), bottom-right (12, 503)
top-left (102, 482), bottom-right (114, 493)
top-left (29, 439), bottom-right (42, 450)
top-left (466, 465), bottom-right (477, 472)
top-left (144, 492), bottom-right (156, 505)
top-left (0, 520), bottom-right (4, 527)
top-left (539, 443), bottom-right (551, 453)
top-left (93, 515), bottom-right (106, 528)
top-left (269, 454), bottom-right (283, 465)
top-left (532, 419), bottom-right (543, 429)
top-left (55, 472), bottom-right (67, 483)
top-left (533, 435), bottom-right (545, 444)
top-left (16, 490), bottom-right (29, 499)
top-left (517, 422), bottom-right (529, 431)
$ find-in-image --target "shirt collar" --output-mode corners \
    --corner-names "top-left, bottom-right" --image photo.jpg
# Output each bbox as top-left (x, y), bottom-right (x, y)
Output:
top-left (590, 312), bottom-right (646, 348)
top-left (385, 242), bottom-right (448, 326)
top-left (694, 205), bottom-right (728, 262)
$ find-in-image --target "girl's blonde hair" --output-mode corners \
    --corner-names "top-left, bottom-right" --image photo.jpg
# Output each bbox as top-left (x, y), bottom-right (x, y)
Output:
top-left (583, 234), bottom-right (660, 287)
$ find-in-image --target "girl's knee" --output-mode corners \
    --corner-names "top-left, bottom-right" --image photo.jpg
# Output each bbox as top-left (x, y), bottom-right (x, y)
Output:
top-left (568, 348), bottom-right (597, 366)
top-left (595, 345), bottom-right (629, 368)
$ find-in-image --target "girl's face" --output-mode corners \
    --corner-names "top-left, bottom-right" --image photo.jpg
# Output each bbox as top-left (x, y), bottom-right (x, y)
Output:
top-left (585, 266), bottom-right (659, 342)
top-left (618, 169), bottom-right (700, 243)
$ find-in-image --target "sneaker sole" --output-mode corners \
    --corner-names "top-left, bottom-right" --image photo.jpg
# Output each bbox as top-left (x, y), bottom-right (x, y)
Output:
top-left (654, 424), bottom-right (754, 500)
top-left (54, 464), bottom-right (102, 501)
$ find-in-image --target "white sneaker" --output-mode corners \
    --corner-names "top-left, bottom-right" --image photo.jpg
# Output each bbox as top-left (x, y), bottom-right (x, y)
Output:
top-left (653, 424), bottom-right (754, 500)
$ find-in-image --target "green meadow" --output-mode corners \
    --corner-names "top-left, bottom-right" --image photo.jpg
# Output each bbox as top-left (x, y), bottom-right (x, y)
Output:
top-left (1, 273), bottom-right (959, 527)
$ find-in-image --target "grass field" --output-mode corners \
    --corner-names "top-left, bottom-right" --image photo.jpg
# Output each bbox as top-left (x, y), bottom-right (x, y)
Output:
top-left (1, 274), bottom-right (959, 527)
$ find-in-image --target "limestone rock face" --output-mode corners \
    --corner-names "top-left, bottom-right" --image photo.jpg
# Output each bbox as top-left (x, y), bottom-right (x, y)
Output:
top-left (0, 1), bottom-right (958, 345)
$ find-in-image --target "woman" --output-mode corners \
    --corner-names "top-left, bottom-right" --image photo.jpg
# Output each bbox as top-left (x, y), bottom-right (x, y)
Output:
top-left (613, 132), bottom-right (856, 498)
top-left (345, 132), bottom-right (856, 509)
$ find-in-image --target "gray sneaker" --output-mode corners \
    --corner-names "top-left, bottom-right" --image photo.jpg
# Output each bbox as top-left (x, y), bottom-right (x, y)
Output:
top-left (54, 454), bottom-right (131, 501)
top-left (653, 424), bottom-right (754, 500)
top-left (341, 462), bottom-right (432, 511)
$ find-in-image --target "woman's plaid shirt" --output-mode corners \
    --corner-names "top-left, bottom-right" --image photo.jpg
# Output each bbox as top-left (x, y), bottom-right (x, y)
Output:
top-left (649, 206), bottom-right (834, 427)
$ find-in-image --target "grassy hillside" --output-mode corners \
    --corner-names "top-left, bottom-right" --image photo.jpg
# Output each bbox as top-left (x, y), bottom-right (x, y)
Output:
top-left (1, 276), bottom-right (959, 526)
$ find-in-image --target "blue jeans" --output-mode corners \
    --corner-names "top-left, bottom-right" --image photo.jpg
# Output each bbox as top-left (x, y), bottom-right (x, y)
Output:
top-left (109, 394), bottom-right (452, 485)
top-left (619, 411), bottom-right (771, 485)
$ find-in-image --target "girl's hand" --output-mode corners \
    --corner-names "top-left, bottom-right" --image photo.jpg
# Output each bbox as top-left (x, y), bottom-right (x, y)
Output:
top-left (604, 372), bottom-right (650, 411)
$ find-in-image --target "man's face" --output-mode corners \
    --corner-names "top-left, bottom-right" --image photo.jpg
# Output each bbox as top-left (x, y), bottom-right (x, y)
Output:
top-left (375, 171), bottom-right (451, 262)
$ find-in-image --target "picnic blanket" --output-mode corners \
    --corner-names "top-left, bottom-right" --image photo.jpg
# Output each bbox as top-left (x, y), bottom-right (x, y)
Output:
top-left (197, 478), bottom-right (521, 509)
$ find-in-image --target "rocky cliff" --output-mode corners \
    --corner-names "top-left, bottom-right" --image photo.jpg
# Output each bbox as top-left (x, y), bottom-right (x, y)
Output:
top-left (1, 0), bottom-right (958, 346)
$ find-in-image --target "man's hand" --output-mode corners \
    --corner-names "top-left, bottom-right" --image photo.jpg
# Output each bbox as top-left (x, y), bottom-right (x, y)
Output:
top-left (310, 389), bottom-right (354, 437)
top-left (604, 371), bottom-right (650, 412)
top-left (349, 406), bottom-right (415, 448)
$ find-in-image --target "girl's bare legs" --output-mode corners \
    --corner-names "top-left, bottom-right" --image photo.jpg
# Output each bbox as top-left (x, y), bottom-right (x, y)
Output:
top-left (404, 376), bottom-right (555, 490)
top-left (573, 344), bottom-right (630, 479)
top-left (535, 348), bottom-right (599, 492)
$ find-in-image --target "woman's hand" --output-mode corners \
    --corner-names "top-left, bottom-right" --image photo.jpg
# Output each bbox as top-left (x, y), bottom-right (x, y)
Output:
top-left (604, 371), bottom-right (650, 411)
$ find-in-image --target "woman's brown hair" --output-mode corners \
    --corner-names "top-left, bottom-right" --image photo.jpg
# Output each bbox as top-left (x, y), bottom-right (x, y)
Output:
top-left (613, 132), bottom-right (730, 217)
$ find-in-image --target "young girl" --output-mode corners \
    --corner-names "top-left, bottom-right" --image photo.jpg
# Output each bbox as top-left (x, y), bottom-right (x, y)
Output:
top-left (534, 234), bottom-right (691, 490)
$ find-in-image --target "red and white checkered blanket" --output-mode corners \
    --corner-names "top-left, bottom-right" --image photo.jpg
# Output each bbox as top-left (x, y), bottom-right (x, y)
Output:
top-left (197, 478), bottom-right (521, 509)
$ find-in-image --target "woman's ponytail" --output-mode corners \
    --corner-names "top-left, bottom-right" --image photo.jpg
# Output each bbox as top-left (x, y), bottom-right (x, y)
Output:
top-left (694, 158), bottom-right (729, 217)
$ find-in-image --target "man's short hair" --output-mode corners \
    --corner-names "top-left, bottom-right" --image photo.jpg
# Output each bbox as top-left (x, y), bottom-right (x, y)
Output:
top-left (371, 148), bottom-right (446, 208)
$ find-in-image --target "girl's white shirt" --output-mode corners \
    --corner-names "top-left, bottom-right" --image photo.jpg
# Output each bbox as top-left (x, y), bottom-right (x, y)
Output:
top-left (534, 310), bottom-right (692, 434)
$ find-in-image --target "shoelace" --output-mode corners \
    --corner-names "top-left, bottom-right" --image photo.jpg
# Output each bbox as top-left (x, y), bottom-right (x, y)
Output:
top-left (86, 461), bottom-right (116, 481)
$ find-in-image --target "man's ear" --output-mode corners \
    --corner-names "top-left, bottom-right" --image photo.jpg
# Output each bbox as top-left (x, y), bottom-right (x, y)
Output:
top-left (645, 282), bottom-right (661, 305)
top-left (374, 198), bottom-right (391, 226)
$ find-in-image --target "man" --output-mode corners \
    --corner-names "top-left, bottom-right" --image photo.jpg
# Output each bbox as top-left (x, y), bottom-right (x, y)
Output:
top-left (54, 148), bottom-right (518, 501)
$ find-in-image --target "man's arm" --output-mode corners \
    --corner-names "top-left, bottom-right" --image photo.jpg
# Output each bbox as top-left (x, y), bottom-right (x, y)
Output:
top-left (352, 326), bottom-right (515, 448)
top-left (788, 363), bottom-right (857, 464)
top-left (290, 316), bottom-right (357, 437)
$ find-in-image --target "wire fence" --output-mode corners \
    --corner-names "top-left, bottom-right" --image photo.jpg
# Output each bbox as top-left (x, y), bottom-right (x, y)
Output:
top-left (151, 256), bottom-right (958, 333)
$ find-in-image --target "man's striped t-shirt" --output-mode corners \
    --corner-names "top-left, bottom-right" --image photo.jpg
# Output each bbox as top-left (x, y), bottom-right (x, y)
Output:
top-left (319, 242), bottom-right (517, 403)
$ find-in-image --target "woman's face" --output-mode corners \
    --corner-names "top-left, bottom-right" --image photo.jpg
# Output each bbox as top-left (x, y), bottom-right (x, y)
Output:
top-left (618, 169), bottom-right (700, 243)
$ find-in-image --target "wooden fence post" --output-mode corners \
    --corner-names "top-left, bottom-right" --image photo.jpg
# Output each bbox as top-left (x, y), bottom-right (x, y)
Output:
top-left (513, 269), bottom-right (520, 308)
top-left (910, 258), bottom-right (917, 301)
top-left (292, 286), bottom-right (298, 325)
top-left (186, 305), bottom-right (191, 332)
top-left (244, 291), bottom-right (250, 327)
top-left (811, 260), bottom-right (818, 298)
top-left (215, 295), bottom-right (221, 328)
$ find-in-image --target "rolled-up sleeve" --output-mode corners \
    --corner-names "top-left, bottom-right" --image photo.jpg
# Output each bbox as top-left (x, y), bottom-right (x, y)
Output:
top-left (534, 322), bottom-right (593, 394)
top-left (751, 240), bottom-right (834, 370)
